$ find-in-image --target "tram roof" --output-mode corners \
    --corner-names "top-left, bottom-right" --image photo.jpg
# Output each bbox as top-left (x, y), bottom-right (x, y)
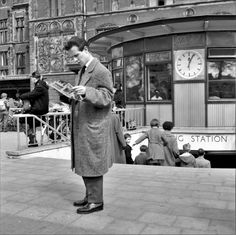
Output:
top-left (88, 15), bottom-right (236, 57)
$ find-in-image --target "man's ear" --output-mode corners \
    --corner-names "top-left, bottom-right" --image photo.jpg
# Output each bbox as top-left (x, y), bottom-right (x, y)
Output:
top-left (83, 46), bottom-right (88, 52)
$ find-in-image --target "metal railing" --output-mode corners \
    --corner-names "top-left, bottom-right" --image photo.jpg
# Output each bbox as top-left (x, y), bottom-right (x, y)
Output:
top-left (12, 107), bottom-right (144, 150)
top-left (114, 107), bottom-right (145, 130)
top-left (13, 112), bottom-right (70, 150)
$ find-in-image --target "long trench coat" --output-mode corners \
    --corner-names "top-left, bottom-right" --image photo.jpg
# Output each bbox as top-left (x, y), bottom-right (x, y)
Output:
top-left (110, 113), bottom-right (126, 164)
top-left (71, 58), bottom-right (114, 177)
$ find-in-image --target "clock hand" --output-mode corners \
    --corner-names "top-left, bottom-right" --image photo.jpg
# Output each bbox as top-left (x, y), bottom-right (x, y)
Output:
top-left (187, 54), bottom-right (195, 69)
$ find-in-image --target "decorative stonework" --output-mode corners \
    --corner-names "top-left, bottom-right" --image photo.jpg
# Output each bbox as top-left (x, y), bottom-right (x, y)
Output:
top-left (96, 23), bottom-right (118, 33)
top-left (62, 20), bottom-right (75, 34)
top-left (35, 22), bottom-right (48, 36)
top-left (38, 38), bottom-right (50, 73)
top-left (49, 37), bottom-right (63, 72)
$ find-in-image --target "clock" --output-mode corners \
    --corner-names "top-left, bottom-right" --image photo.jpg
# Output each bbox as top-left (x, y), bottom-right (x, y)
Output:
top-left (175, 50), bottom-right (204, 79)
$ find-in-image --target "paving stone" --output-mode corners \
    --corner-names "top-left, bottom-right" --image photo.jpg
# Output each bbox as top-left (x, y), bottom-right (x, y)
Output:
top-left (208, 219), bottom-right (235, 234)
top-left (181, 228), bottom-right (217, 234)
top-left (141, 224), bottom-right (181, 234)
top-left (107, 206), bottom-right (143, 220)
top-left (15, 205), bottom-right (55, 220)
top-left (70, 214), bottom-right (114, 231)
top-left (100, 219), bottom-right (146, 234)
top-left (173, 216), bottom-right (210, 230)
top-left (6, 191), bottom-right (41, 203)
top-left (139, 212), bottom-right (177, 226)
top-left (0, 202), bottom-right (30, 215)
top-left (197, 198), bottom-right (228, 210)
top-left (43, 209), bottom-right (81, 224)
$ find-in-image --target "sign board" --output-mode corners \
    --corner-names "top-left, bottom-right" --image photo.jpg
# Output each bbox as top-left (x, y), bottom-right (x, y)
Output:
top-left (174, 133), bottom-right (235, 151)
top-left (129, 131), bottom-right (235, 159)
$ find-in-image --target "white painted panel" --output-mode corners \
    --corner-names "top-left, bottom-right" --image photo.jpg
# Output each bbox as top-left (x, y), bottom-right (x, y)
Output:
top-left (174, 83), bottom-right (205, 127)
top-left (146, 104), bottom-right (172, 126)
top-left (208, 103), bottom-right (236, 127)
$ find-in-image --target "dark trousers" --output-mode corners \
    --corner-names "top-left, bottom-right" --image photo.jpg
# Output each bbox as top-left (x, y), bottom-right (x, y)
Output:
top-left (82, 176), bottom-right (103, 203)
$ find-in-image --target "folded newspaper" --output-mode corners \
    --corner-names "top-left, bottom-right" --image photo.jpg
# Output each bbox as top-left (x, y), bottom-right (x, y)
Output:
top-left (49, 80), bottom-right (76, 99)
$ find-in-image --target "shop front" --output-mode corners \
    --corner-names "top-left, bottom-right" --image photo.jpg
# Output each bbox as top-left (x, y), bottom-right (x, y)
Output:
top-left (88, 15), bottom-right (236, 153)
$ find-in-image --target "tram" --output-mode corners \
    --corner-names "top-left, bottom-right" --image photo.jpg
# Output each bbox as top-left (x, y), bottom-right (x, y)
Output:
top-left (88, 15), bottom-right (236, 163)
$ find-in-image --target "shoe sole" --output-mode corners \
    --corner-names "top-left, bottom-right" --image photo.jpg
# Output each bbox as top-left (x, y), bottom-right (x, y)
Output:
top-left (73, 202), bottom-right (88, 207)
top-left (76, 206), bottom-right (103, 214)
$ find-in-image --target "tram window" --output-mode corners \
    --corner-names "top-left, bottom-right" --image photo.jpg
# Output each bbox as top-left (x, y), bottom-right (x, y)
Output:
top-left (125, 55), bottom-right (144, 102)
top-left (208, 61), bottom-right (236, 99)
top-left (147, 63), bottom-right (172, 101)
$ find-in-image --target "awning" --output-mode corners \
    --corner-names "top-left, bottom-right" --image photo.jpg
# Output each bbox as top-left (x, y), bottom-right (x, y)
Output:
top-left (88, 15), bottom-right (236, 57)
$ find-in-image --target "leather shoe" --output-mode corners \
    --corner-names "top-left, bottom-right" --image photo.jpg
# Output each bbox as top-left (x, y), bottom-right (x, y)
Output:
top-left (76, 202), bottom-right (103, 214)
top-left (73, 199), bottom-right (88, 207)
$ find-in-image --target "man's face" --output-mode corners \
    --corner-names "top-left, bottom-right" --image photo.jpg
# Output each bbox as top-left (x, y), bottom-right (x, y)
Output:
top-left (125, 137), bottom-right (131, 144)
top-left (31, 77), bottom-right (38, 84)
top-left (68, 45), bottom-right (89, 67)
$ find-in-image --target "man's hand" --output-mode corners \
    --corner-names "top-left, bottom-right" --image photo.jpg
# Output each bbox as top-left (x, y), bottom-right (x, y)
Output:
top-left (72, 85), bottom-right (86, 100)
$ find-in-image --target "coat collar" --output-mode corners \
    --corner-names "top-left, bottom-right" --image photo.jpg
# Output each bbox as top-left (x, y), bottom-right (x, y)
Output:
top-left (76, 58), bottom-right (98, 86)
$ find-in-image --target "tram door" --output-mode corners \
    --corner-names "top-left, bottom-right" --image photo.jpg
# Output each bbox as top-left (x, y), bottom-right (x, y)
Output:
top-left (173, 49), bottom-right (206, 127)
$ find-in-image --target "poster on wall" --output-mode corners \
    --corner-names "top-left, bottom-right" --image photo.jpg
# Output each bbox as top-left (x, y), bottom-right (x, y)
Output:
top-left (125, 55), bottom-right (144, 102)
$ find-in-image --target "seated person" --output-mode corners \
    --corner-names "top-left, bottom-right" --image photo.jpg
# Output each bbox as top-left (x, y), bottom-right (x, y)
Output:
top-left (151, 89), bottom-right (163, 100)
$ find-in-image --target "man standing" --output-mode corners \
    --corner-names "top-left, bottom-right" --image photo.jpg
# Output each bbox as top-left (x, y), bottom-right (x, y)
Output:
top-left (20, 71), bottom-right (49, 147)
top-left (64, 36), bottom-right (114, 214)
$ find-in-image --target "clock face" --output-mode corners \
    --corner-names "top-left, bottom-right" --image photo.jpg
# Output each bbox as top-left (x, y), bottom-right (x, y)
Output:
top-left (175, 50), bottom-right (203, 79)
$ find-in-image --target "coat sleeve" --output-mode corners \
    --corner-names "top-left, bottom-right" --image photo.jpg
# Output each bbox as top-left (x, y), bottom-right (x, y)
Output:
top-left (172, 138), bottom-right (180, 157)
top-left (135, 132), bottom-right (148, 145)
top-left (83, 68), bottom-right (114, 108)
top-left (20, 86), bottom-right (45, 100)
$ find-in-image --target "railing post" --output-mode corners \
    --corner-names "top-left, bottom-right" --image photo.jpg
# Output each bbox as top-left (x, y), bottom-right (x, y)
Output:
top-left (16, 117), bottom-right (20, 150)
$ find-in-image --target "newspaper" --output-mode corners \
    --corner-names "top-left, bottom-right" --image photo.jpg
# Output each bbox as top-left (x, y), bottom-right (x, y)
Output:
top-left (49, 80), bottom-right (77, 99)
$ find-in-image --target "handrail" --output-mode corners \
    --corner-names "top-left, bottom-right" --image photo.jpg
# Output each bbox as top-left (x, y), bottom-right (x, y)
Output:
top-left (11, 107), bottom-right (144, 150)
top-left (13, 113), bottom-right (70, 150)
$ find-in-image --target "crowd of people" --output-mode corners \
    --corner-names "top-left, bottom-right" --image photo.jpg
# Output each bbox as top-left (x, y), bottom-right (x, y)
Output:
top-left (111, 115), bottom-right (211, 168)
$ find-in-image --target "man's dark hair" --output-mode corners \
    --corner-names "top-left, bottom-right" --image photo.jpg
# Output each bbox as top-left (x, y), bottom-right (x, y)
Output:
top-left (140, 145), bottom-right (148, 152)
top-left (162, 121), bottom-right (174, 131)
top-left (198, 148), bottom-right (205, 156)
top-left (31, 71), bottom-right (41, 79)
top-left (64, 36), bottom-right (89, 51)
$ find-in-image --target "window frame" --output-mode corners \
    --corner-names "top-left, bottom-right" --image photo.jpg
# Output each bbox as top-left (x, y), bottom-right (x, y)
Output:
top-left (145, 50), bottom-right (172, 103)
top-left (16, 52), bottom-right (26, 74)
top-left (207, 48), bottom-right (236, 103)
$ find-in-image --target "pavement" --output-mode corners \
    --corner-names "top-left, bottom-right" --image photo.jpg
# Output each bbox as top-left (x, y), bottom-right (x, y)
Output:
top-left (0, 132), bottom-right (235, 234)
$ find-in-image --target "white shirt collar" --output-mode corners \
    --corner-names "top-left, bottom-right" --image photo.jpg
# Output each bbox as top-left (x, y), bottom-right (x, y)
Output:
top-left (85, 58), bottom-right (93, 69)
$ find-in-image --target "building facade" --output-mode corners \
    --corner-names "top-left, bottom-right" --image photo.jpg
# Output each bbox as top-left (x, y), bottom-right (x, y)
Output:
top-left (0, 0), bottom-right (30, 97)
top-left (0, 1), bottom-right (235, 131)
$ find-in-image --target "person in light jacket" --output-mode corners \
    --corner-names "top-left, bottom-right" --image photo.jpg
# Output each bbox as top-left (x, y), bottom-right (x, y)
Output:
top-left (133, 118), bottom-right (167, 166)
top-left (64, 36), bottom-right (114, 214)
